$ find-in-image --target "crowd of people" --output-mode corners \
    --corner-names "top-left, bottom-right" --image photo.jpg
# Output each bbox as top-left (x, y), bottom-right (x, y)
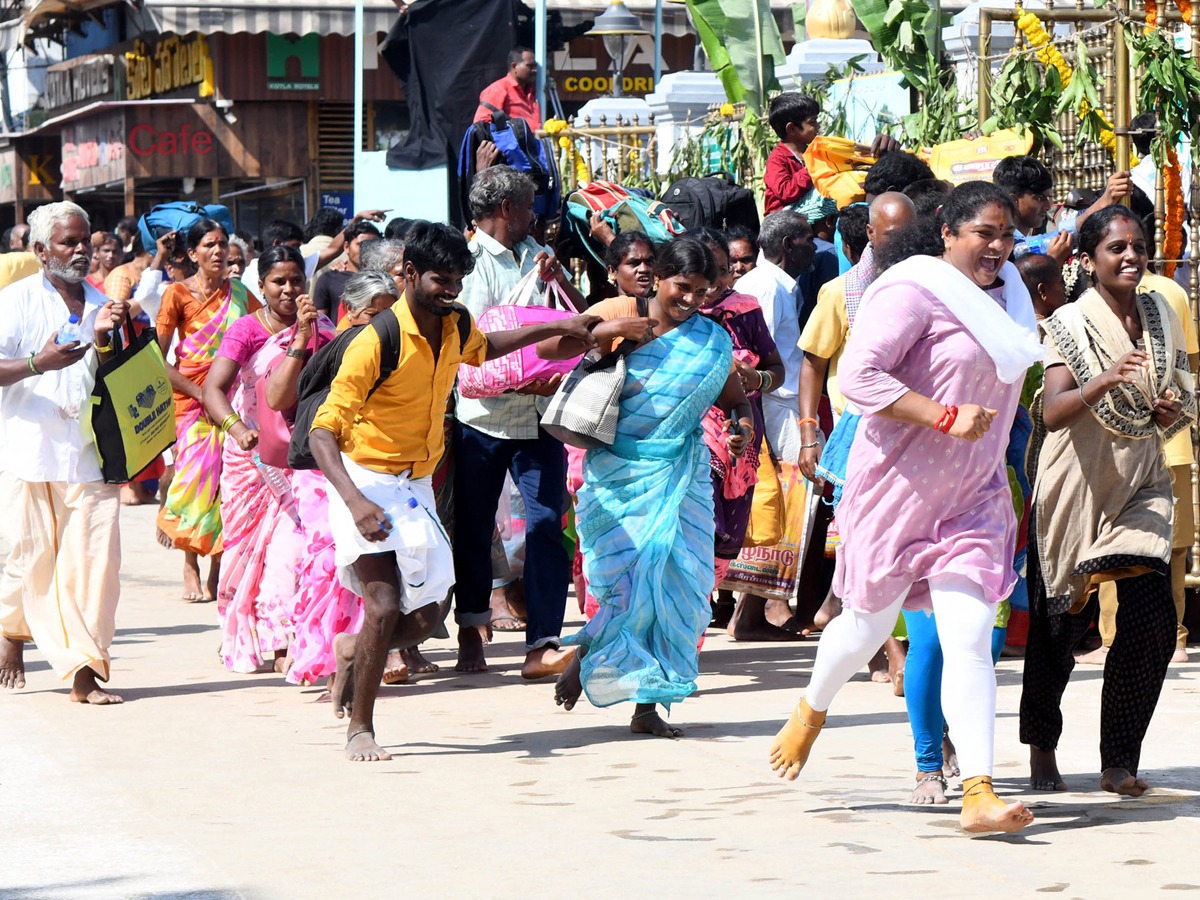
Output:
top-left (0, 88), bottom-right (1193, 836)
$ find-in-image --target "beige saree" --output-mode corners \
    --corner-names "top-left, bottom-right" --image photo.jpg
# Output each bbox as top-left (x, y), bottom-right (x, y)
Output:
top-left (1031, 288), bottom-right (1197, 615)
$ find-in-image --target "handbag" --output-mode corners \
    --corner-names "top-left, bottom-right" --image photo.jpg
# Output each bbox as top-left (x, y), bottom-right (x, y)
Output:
top-left (90, 321), bottom-right (177, 484)
top-left (458, 268), bottom-right (584, 399)
top-left (540, 295), bottom-right (647, 449)
top-left (743, 440), bottom-right (785, 547)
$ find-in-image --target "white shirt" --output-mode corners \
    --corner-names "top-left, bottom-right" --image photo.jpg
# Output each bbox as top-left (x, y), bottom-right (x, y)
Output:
top-left (241, 251), bottom-right (319, 301)
top-left (736, 253), bottom-right (801, 400)
top-left (454, 230), bottom-right (549, 441)
top-left (0, 272), bottom-right (109, 483)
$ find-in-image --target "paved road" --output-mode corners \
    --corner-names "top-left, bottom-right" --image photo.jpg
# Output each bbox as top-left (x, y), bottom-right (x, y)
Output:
top-left (3, 504), bottom-right (1200, 899)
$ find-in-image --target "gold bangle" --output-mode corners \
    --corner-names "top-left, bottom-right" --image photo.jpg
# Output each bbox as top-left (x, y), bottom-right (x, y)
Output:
top-left (220, 413), bottom-right (242, 432)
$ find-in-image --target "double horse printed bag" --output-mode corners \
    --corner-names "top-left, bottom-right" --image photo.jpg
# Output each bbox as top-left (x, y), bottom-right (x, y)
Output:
top-left (90, 323), bottom-right (176, 483)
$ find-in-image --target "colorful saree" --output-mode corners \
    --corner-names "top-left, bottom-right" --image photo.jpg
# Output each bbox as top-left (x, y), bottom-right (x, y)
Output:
top-left (217, 317), bottom-right (306, 672)
top-left (156, 279), bottom-right (255, 556)
top-left (564, 314), bottom-right (733, 709)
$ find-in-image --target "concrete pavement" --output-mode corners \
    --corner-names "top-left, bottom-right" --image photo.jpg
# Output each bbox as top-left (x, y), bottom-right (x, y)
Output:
top-left (2, 503), bottom-right (1200, 899)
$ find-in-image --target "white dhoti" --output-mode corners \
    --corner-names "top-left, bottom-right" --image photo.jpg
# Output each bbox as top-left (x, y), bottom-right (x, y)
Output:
top-left (761, 392), bottom-right (802, 464)
top-left (326, 455), bottom-right (454, 613)
top-left (0, 479), bottom-right (121, 681)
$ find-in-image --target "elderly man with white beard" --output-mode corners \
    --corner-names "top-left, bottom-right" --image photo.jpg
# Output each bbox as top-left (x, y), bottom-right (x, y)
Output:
top-left (0, 201), bottom-right (129, 703)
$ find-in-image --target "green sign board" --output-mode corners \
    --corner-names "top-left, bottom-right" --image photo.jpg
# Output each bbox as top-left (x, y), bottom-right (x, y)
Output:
top-left (266, 33), bottom-right (320, 92)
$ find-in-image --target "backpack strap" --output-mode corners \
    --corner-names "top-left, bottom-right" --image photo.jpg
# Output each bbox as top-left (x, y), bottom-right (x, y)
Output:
top-left (478, 99), bottom-right (510, 128)
top-left (367, 307), bottom-right (402, 398)
top-left (451, 303), bottom-right (472, 352)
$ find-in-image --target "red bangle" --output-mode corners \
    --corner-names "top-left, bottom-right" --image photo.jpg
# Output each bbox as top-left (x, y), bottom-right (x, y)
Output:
top-left (935, 404), bottom-right (958, 434)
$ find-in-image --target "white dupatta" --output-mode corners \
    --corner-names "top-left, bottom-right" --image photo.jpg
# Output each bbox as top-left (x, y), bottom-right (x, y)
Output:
top-left (860, 255), bottom-right (1045, 384)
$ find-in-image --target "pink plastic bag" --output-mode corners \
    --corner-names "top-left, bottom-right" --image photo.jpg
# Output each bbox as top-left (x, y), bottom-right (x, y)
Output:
top-left (458, 271), bottom-right (583, 399)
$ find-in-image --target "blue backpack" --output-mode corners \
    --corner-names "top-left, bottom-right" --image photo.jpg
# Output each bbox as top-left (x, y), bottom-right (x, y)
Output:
top-left (138, 202), bottom-right (237, 251)
top-left (457, 115), bottom-right (561, 220)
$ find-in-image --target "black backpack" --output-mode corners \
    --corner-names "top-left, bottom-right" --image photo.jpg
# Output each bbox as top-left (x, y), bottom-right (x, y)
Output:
top-left (661, 172), bottom-right (760, 234)
top-left (287, 305), bottom-right (471, 470)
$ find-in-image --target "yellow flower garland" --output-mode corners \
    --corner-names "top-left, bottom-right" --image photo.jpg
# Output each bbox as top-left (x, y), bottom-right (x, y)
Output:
top-left (1013, 6), bottom-right (1134, 165)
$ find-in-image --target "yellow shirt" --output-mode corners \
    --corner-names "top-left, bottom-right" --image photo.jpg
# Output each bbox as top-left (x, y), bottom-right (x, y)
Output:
top-left (798, 274), bottom-right (849, 414)
top-left (1141, 272), bottom-right (1198, 467)
top-left (312, 300), bottom-right (488, 476)
top-left (0, 252), bottom-right (41, 291)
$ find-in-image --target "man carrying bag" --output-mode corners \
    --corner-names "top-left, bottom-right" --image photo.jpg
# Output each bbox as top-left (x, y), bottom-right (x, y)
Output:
top-left (0, 202), bottom-right (131, 704)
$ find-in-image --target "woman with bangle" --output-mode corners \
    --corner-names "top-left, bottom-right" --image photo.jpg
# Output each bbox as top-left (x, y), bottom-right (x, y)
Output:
top-left (691, 227), bottom-right (786, 629)
top-left (263, 270), bottom-right (410, 687)
top-left (156, 219), bottom-right (258, 603)
top-left (201, 246), bottom-right (315, 673)
top-left (1021, 206), bottom-right (1193, 797)
top-left (769, 182), bottom-right (1045, 834)
top-left (542, 238), bottom-right (753, 737)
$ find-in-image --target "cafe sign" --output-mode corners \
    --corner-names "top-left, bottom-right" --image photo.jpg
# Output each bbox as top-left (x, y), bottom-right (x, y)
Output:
top-left (45, 56), bottom-right (116, 111)
top-left (125, 33), bottom-right (214, 101)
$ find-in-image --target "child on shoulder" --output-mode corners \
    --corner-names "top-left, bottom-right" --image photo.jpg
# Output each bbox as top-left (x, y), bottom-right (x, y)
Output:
top-left (764, 93), bottom-right (820, 215)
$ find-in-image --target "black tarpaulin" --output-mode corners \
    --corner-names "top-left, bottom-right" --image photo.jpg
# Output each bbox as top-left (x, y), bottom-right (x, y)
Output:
top-left (380, 0), bottom-right (519, 173)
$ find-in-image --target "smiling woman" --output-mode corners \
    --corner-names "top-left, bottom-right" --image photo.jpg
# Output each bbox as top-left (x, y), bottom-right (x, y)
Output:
top-left (1022, 205), bottom-right (1197, 799)
top-left (769, 181), bottom-right (1046, 835)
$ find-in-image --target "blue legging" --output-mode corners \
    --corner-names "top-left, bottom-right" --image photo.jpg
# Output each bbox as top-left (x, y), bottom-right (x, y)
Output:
top-left (902, 609), bottom-right (1006, 773)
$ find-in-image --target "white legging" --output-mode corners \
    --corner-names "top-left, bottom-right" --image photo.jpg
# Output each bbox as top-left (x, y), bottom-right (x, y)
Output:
top-left (805, 574), bottom-right (998, 777)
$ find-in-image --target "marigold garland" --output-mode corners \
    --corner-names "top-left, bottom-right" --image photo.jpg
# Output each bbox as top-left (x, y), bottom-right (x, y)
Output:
top-left (1145, 0), bottom-right (1159, 30)
top-left (1173, 0), bottom-right (1192, 21)
top-left (1163, 147), bottom-right (1184, 278)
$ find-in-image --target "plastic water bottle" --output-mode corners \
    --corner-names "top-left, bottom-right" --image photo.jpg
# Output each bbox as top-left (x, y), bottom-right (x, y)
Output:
top-left (56, 313), bottom-right (81, 344)
top-left (1015, 219), bottom-right (1078, 258)
top-left (253, 453), bottom-right (301, 526)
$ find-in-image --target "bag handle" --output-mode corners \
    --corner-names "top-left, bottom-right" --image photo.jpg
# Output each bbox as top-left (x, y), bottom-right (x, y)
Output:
top-left (502, 266), bottom-right (542, 308)
top-left (545, 276), bottom-right (585, 315)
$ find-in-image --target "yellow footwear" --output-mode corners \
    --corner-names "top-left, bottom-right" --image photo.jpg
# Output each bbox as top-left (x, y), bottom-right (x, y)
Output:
top-left (960, 775), bottom-right (1035, 834)
top-left (768, 698), bottom-right (826, 781)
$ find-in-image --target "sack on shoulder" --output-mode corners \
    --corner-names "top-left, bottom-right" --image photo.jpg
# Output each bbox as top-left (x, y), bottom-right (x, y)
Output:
top-left (90, 323), bottom-right (176, 484)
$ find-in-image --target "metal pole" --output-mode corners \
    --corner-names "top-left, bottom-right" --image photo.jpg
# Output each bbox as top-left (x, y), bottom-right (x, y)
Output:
top-left (353, 0), bottom-right (364, 205)
top-left (536, 0), bottom-right (548, 119)
top-left (1113, 0), bottom-right (1130, 186)
top-left (654, 0), bottom-right (663, 88)
top-left (978, 10), bottom-right (992, 127)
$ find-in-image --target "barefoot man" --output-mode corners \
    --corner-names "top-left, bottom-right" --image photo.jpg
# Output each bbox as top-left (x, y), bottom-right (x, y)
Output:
top-left (0, 202), bottom-right (129, 704)
top-left (310, 221), bottom-right (597, 761)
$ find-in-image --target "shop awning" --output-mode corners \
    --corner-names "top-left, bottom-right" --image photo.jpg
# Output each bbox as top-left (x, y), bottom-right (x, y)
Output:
top-left (140, 0), bottom-right (399, 36)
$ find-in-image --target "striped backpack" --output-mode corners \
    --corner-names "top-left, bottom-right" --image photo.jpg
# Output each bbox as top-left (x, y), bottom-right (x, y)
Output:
top-left (564, 181), bottom-right (686, 264)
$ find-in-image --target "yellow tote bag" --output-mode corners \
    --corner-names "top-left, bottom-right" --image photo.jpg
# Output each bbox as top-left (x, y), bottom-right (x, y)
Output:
top-left (743, 440), bottom-right (784, 547)
top-left (90, 325), bottom-right (176, 483)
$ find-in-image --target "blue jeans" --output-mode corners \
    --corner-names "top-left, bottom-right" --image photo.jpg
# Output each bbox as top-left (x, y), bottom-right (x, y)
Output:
top-left (452, 422), bottom-right (569, 651)
top-left (902, 609), bottom-right (1006, 773)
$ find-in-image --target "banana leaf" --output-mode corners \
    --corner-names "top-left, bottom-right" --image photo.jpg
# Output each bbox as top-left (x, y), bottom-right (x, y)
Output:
top-left (685, 0), bottom-right (786, 113)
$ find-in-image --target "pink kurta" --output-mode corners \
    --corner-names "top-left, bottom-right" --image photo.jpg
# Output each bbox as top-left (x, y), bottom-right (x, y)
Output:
top-left (833, 281), bottom-right (1021, 612)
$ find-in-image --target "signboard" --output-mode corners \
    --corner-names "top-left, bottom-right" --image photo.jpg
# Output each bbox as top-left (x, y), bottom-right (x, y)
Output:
top-left (60, 111), bottom-right (126, 190)
top-left (45, 55), bottom-right (117, 111)
top-left (125, 33), bottom-right (213, 101)
top-left (929, 129), bottom-right (1037, 186)
top-left (825, 71), bottom-right (911, 145)
top-left (556, 35), bottom-right (695, 100)
top-left (0, 149), bottom-right (16, 206)
top-left (124, 103), bottom-right (308, 180)
top-left (267, 33), bottom-right (321, 91)
top-left (319, 191), bottom-right (353, 220)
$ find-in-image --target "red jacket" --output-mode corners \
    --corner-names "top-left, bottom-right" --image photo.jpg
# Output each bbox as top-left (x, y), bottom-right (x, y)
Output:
top-left (764, 142), bottom-right (813, 214)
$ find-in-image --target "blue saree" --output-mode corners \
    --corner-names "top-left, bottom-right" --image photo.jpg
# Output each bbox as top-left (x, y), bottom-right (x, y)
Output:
top-left (564, 314), bottom-right (733, 709)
